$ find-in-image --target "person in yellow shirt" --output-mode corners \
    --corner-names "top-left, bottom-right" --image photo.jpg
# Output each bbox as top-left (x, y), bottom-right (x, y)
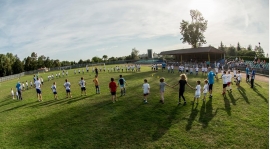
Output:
top-left (93, 75), bottom-right (100, 94)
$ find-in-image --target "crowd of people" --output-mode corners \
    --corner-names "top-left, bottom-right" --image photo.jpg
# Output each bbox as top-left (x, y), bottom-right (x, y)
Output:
top-left (11, 63), bottom-right (257, 105)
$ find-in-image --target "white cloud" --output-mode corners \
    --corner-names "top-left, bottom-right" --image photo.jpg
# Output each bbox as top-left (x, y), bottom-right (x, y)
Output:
top-left (0, 0), bottom-right (268, 61)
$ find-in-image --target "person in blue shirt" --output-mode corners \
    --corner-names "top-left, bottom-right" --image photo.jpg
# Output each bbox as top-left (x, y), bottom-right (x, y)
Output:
top-left (207, 67), bottom-right (216, 98)
top-left (16, 81), bottom-right (22, 100)
top-left (245, 66), bottom-right (250, 82)
top-left (162, 62), bottom-right (166, 72)
top-left (250, 68), bottom-right (255, 88)
top-left (118, 75), bottom-right (127, 96)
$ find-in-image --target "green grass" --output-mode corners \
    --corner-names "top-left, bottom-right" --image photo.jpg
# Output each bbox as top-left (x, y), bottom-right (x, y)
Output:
top-left (0, 65), bottom-right (268, 149)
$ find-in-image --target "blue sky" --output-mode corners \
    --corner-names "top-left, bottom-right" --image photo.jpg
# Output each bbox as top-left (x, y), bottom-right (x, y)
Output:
top-left (0, 0), bottom-right (268, 61)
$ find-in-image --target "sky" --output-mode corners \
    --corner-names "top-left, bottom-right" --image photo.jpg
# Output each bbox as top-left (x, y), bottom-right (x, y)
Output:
top-left (0, 0), bottom-right (269, 61)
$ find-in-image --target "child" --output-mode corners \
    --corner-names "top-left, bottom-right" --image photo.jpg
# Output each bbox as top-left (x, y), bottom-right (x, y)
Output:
top-left (79, 77), bottom-right (86, 96)
top-left (159, 77), bottom-right (171, 104)
top-left (193, 81), bottom-right (201, 104)
top-left (109, 78), bottom-right (117, 103)
top-left (221, 71), bottom-right (228, 95)
top-left (227, 71), bottom-right (232, 92)
top-left (236, 70), bottom-right (241, 90)
top-left (26, 81), bottom-right (28, 90)
top-left (93, 75), bottom-right (100, 94)
top-left (167, 65), bottom-right (170, 73)
top-left (171, 65), bottom-right (174, 73)
top-left (16, 89), bottom-right (19, 100)
top-left (173, 74), bottom-right (193, 105)
top-left (51, 82), bottom-right (58, 100)
top-left (195, 66), bottom-right (199, 75)
top-left (202, 80), bottom-right (208, 101)
top-left (189, 67), bottom-right (193, 75)
top-left (30, 81), bottom-right (33, 88)
top-left (185, 66), bottom-right (189, 74)
top-left (118, 75), bottom-right (127, 96)
top-left (40, 77), bottom-right (44, 85)
top-left (142, 79), bottom-right (150, 103)
top-left (22, 82), bottom-right (25, 91)
top-left (11, 88), bottom-right (14, 99)
top-left (64, 79), bottom-right (72, 98)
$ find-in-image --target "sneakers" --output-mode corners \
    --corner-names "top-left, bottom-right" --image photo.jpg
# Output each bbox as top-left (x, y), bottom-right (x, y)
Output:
top-left (209, 95), bottom-right (212, 98)
top-left (144, 100), bottom-right (148, 103)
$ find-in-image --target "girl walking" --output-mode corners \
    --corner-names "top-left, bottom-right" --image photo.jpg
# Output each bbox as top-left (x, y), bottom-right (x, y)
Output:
top-left (173, 74), bottom-right (194, 105)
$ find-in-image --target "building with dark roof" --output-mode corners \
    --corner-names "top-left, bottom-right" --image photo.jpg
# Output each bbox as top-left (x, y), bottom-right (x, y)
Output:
top-left (159, 47), bottom-right (225, 62)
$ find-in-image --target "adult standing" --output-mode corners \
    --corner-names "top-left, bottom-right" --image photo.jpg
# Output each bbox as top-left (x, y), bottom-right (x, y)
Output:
top-left (16, 81), bottom-right (22, 100)
top-left (207, 67), bottom-right (216, 98)
top-left (35, 78), bottom-right (42, 101)
top-left (250, 68), bottom-right (255, 88)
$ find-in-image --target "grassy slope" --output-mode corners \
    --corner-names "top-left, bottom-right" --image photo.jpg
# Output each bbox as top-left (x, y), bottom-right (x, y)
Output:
top-left (0, 65), bottom-right (268, 149)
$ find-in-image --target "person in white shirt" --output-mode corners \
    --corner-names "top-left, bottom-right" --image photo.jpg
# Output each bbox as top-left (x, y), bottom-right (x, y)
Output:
top-left (56, 73), bottom-right (58, 78)
top-left (193, 81), bottom-right (201, 104)
top-left (78, 69), bottom-right (81, 74)
top-left (201, 66), bottom-right (205, 75)
top-left (35, 78), bottom-right (42, 101)
top-left (185, 66), bottom-right (189, 74)
top-left (40, 77), bottom-right (44, 85)
top-left (25, 81), bottom-right (28, 90)
top-left (202, 80), bottom-right (208, 101)
top-left (62, 71), bottom-right (65, 77)
top-left (233, 68), bottom-right (236, 78)
top-left (167, 65), bottom-right (170, 73)
top-left (74, 70), bottom-right (76, 74)
top-left (195, 67), bottom-right (199, 75)
top-left (22, 82), bottom-right (25, 91)
top-left (66, 71), bottom-right (68, 76)
top-left (79, 77), bottom-right (86, 96)
top-left (64, 79), bottom-right (72, 98)
top-left (58, 72), bottom-right (61, 78)
top-left (221, 71), bottom-right (228, 95)
top-left (171, 65), bottom-right (174, 73)
top-left (51, 82), bottom-right (58, 100)
top-left (190, 67), bottom-right (193, 75)
top-left (30, 81), bottom-right (33, 88)
top-left (178, 65), bottom-right (181, 73)
top-left (236, 70), bottom-right (241, 90)
top-left (227, 71), bottom-right (232, 92)
top-left (142, 79), bottom-right (150, 103)
top-left (11, 88), bottom-right (14, 99)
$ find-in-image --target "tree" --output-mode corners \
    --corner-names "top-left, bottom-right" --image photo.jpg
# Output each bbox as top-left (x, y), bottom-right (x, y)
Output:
top-left (0, 54), bottom-right (12, 76)
top-left (237, 42), bottom-right (241, 51)
top-left (78, 59), bottom-right (84, 64)
top-left (247, 45), bottom-right (252, 51)
top-left (131, 48), bottom-right (139, 60)
top-left (86, 59), bottom-right (91, 63)
top-left (37, 55), bottom-right (46, 68)
top-left (102, 55), bottom-right (108, 62)
top-left (180, 10), bottom-right (208, 48)
top-left (44, 57), bottom-right (52, 68)
top-left (92, 56), bottom-right (102, 63)
top-left (218, 41), bottom-right (225, 51)
top-left (12, 56), bottom-right (24, 74)
top-left (227, 46), bottom-right (236, 56)
top-left (53, 59), bottom-right (61, 67)
top-left (254, 46), bottom-right (265, 58)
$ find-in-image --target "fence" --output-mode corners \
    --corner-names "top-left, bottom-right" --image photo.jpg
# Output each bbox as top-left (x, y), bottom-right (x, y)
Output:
top-left (0, 73), bottom-right (25, 83)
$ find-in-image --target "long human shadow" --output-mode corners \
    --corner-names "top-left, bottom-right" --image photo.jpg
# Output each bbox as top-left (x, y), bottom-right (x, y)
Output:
top-left (11, 98), bottom-right (185, 148)
top-left (227, 91), bottom-right (238, 105)
top-left (0, 101), bottom-right (37, 113)
top-left (254, 82), bottom-right (262, 88)
top-left (222, 95), bottom-right (231, 116)
top-left (199, 98), bottom-right (218, 128)
top-left (238, 87), bottom-right (250, 104)
top-left (252, 87), bottom-right (268, 103)
top-left (185, 103), bottom-right (199, 131)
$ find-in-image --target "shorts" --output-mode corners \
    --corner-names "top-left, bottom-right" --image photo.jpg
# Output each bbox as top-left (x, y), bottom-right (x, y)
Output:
top-left (194, 94), bottom-right (200, 98)
top-left (186, 70), bottom-right (189, 72)
top-left (66, 89), bottom-right (71, 93)
top-left (223, 84), bottom-right (227, 88)
top-left (227, 82), bottom-right (231, 86)
top-left (203, 93), bottom-right (207, 96)
top-left (53, 92), bottom-right (57, 94)
top-left (111, 92), bottom-right (116, 95)
top-left (81, 87), bottom-right (86, 91)
top-left (143, 93), bottom-right (149, 96)
top-left (120, 85), bottom-right (125, 89)
top-left (95, 85), bottom-right (99, 88)
top-left (36, 89), bottom-right (42, 94)
top-left (209, 84), bottom-right (213, 90)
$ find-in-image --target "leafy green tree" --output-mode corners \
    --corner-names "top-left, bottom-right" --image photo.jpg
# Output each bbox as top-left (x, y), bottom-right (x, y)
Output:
top-left (180, 10), bottom-right (208, 48)
top-left (78, 59), bottom-right (84, 64)
top-left (247, 45), bottom-right (252, 51)
top-left (131, 48), bottom-right (139, 60)
top-left (255, 46), bottom-right (265, 58)
top-left (53, 59), bottom-right (61, 67)
top-left (237, 42), bottom-right (241, 51)
top-left (12, 56), bottom-right (24, 74)
top-left (44, 57), bottom-right (53, 68)
top-left (227, 46), bottom-right (236, 56)
top-left (218, 41), bottom-right (225, 51)
top-left (37, 55), bottom-right (46, 68)
top-left (102, 55), bottom-right (108, 62)
top-left (92, 56), bottom-right (102, 63)
top-left (0, 54), bottom-right (12, 76)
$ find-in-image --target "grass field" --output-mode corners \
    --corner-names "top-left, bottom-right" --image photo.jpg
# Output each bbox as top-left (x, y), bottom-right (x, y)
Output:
top-left (0, 65), bottom-right (268, 149)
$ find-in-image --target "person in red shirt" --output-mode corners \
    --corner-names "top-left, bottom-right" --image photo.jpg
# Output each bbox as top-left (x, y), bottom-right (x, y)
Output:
top-left (109, 78), bottom-right (117, 103)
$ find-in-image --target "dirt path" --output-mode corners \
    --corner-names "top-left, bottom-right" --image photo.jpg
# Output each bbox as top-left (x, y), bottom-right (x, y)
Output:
top-left (241, 73), bottom-right (268, 82)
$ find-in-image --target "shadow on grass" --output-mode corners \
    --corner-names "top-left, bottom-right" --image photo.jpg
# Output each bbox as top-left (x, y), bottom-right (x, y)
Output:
top-left (227, 91), bottom-right (238, 105)
top-left (222, 95), bottom-right (231, 116)
top-left (10, 94), bottom-right (183, 148)
top-left (238, 87), bottom-right (250, 104)
top-left (185, 103), bottom-right (199, 131)
top-left (254, 82), bottom-right (262, 88)
top-left (252, 87), bottom-right (268, 103)
top-left (199, 98), bottom-right (218, 128)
